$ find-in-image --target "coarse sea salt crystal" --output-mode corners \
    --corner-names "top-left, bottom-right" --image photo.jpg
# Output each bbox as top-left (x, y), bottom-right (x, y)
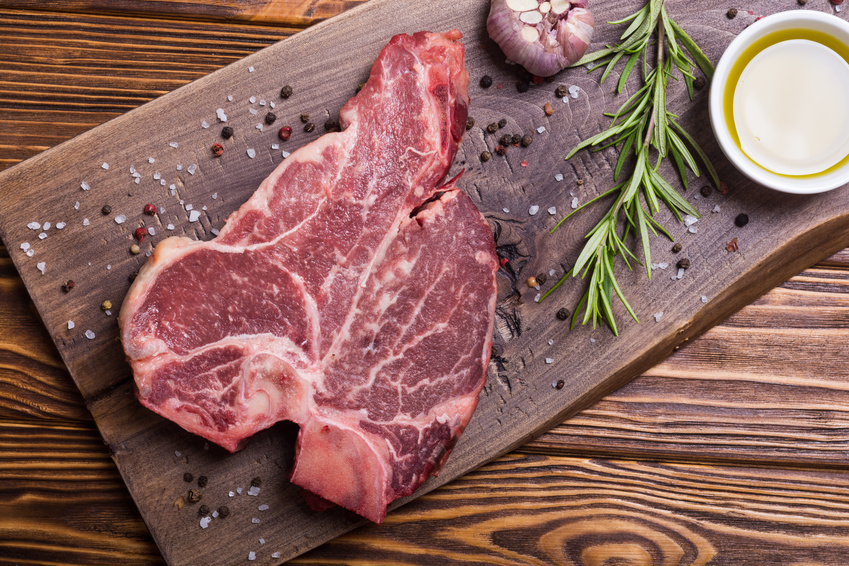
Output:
top-left (216, 108), bottom-right (227, 122)
top-left (101, 162), bottom-right (109, 170)
top-left (271, 144), bottom-right (279, 150)
top-left (677, 267), bottom-right (685, 279)
top-left (227, 95), bottom-right (234, 102)
top-left (250, 96), bottom-right (257, 104)
top-left (256, 123), bottom-right (263, 131)
top-left (229, 491), bottom-right (235, 497)
top-left (105, 310), bottom-right (112, 316)
top-left (258, 504), bottom-right (269, 511)
top-left (549, 269), bottom-right (555, 276)
top-left (569, 85), bottom-right (580, 99)
top-left (83, 218), bottom-right (90, 226)
top-left (106, 264), bottom-right (111, 270)
top-left (81, 181), bottom-right (90, 191)
top-left (571, 197), bottom-right (578, 209)
top-left (68, 320), bottom-right (75, 330)
top-left (148, 157), bottom-right (155, 164)
top-left (74, 201), bottom-right (80, 210)
top-left (153, 171), bottom-right (161, 180)
top-left (250, 108), bottom-right (259, 116)
top-left (201, 205), bottom-right (207, 211)
top-left (281, 151), bottom-right (290, 158)
top-left (212, 192), bottom-right (218, 199)
top-left (85, 329), bottom-right (95, 339)
top-left (26, 249), bottom-right (34, 257)
top-left (712, 204), bottom-right (721, 213)
top-left (534, 293), bottom-right (541, 303)
top-left (688, 226), bottom-right (698, 234)
top-left (200, 517), bottom-right (211, 529)
top-left (212, 511), bottom-right (219, 518)
top-left (134, 177), bottom-right (140, 184)
top-left (248, 551), bottom-right (256, 561)
top-left (502, 207), bottom-right (510, 214)
top-left (176, 164), bottom-right (183, 171)
top-left (130, 164), bottom-right (136, 174)
top-left (211, 228), bottom-right (219, 236)
top-left (653, 312), bottom-right (663, 322)
top-left (20, 242), bottom-right (30, 251)
top-left (27, 222), bottom-right (41, 230)
top-left (684, 214), bottom-right (698, 227)
top-left (36, 262), bottom-right (45, 273)
top-left (187, 163), bottom-right (198, 175)
top-left (43, 222), bottom-right (51, 230)
top-left (259, 537), bottom-right (265, 545)
top-left (248, 65), bottom-right (255, 73)
top-left (56, 222), bottom-right (66, 229)
top-left (248, 486), bottom-right (260, 496)
top-left (186, 204), bottom-right (193, 211)
top-left (189, 210), bottom-right (201, 223)
top-left (167, 223), bottom-right (175, 230)
top-left (548, 206), bottom-right (556, 215)
top-left (272, 552), bottom-right (281, 559)
top-left (529, 205), bottom-right (539, 216)
top-left (548, 339), bottom-right (554, 345)
top-left (247, 148), bottom-right (257, 159)
top-left (270, 101), bottom-right (275, 109)
top-left (545, 358), bottom-right (554, 364)
top-left (38, 232), bottom-right (47, 240)
top-left (554, 173), bottom-right (564, 182)
top-left (701, 295), bottom-right (708, 303)
top-left (536, 126), bottom-right (546, 134)
top-left (201, 120), bottom-right (210, 129)
top-left (147, 227), bottom-right (155, 236)
top-left (260, 99), bottom-right (266, 106)
top-left (160, 179), bottom-right (166, 186)
top-left (114, 214), bottom-right (126, 224)
top-left (251, 517), bottom-right (260, 524)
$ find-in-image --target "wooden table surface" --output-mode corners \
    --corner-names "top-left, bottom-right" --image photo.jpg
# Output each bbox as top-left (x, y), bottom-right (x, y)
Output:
top-left (3, 1), bottom-right (849, 564)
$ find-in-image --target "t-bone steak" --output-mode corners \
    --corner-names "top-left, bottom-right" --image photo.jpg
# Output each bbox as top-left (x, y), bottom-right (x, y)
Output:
top-left (118, 30), bottom-right (498, 523)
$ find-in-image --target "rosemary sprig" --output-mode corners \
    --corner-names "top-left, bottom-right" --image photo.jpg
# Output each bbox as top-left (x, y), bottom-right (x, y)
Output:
top-left (543, 0), bottom-right (719, 336)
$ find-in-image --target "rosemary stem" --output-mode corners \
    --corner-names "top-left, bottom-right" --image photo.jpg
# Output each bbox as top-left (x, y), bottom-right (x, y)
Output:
top-left (642, 6), bottom-right (665, 149)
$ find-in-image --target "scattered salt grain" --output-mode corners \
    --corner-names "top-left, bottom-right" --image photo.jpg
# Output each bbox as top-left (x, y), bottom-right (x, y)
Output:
top-left (688, 226), bottom-right (698, 234)
top-left (129, 164), bottom-right (136, 174)
top-left (68, 320), bottom-right (75, 330)
top-left (201, 120), bottom-right (210, 129)
top-left (502, 207), bottom-right (510, 214)
top-left (216, 108), bottom-right (227, 122)
top-left (229, 491), bottom-right (235, 497)
top-left (42, 222), bottom-right (51, 230)
top-left (248, 551), bottom-right (256, 561)
top-left (160, 179), bottom-right (166, 186)
top-left (554, 173), bottom-right (564, 182)
top-left (547, 206), bottom-right (557, 215)
top-left (74, 201), bottom-right (80, 210)
top-left (590, 338), bottom-right (596, 343)
top-left (571, 197), bottom-right (578, 209)
top-left (653, 312), bottom-right (663, 322)
top-left (148, 157), bottom-right (155, 164)
top-left (27, 222), bottom-right (40, 230)
top-left (548, 339), bottom-right (554, 345)
top-left (38, 232), bottom-right (47, 240)
top-left (167, 223), bottom-right (175, 230)
top-left (677, 267), bottom-right (685, 279)
top-left (104, 310), bottom-right (111, 316)
top-left (186, 204), bottom-right (193, 211)
top-left (106, 264), bottom-right (111, 270)
top-left (211, 228), bottom-right (220, 236)
top-left (189, 210), bottom-right (201, 223)
top-left (529, 205), bottom-right (539, 216)
top-left (248, 486), bottom-right (260, 496)
top-left (549, 269), bottom-right (555, 276)
top-left (251, 517), bottom-right (260, 524)
top-left (701, 295), bottom-right (708, 303)
top-left (81, 181), bottom-right (90, 191)
top-left (281, 151), bottom-right (290, 158)
top-left (147, 227), bottom-right (155, 236)
top-left (247, 148), bottom-right (257, 159)
top-left (269, 101), bottom-right (275, 109)
top-left (256, 123), bottom-right (263, 131)
top-left (114, 214), bottom-right (127, 224)
top-left (248, 66), bottom-right (255, 73)
top-left (174, 450), bottom-right (181, 457)
top-left (250, 96), bottom-right (257, 104)
top-left (271, 144), bottom-right (279, 150)
top-left (534, 293), bottom-right (541, 303)
top-left (258, 504), bottom-right (269, 511)
top-left (545, 357), bottom-right (554, 364)
top-left (56, 222), bottom-right (66, 229)
top-left (212, 511), bottom-right (219, 518)
top-left (569, 85), bottom-right (580, 99)
top-left (249, 108), bottom-right (259, 116)
top-left (26, 250), bottom-right (34, 257)
top-left (85, 330), bottom-right (95, 339)
top-left (83, 218), bottom-right (90, 226)
top-left (227, 95), bottom-right (234, 102)
top-left (259, 537), bottom-right (265, 545)
top-left (712, 204), bottom-right (721, 213)
top-left (20, 242), bottom-right (30, 251)
top-left (272, 552), bottom-right (281, 558)
top-left (201, 205), bottom-right (207, 211)
top-left (212, 192), bottom-right (218, 199)
top-left (683, 214), bottom-right (698, 227)
top-left (187, 163), bottom-right (198, 175)
top-left (153, 171), bottom-right (161, 180)
top-left (36, 262), bottom-right (46, 273)
top-left (200, 516), bottom-right (211, 529)
top-left (101, 162), bottom-right (109, 170)
top-left (134, 177), bottom-right (140, 184)
top-left (562, 96), bottom-right (569, 104)
top-left (176, 165), bottom-right (183, 171)
top-left (259, 99), bottom-right (266, 106)
top-left (536, 126), bottom-right (546, 134)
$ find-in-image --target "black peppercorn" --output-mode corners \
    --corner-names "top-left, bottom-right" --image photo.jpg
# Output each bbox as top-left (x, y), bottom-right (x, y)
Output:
top-left (672, 242), bottom-right (682, 253)
top-left (727, 8), bottom-right (738, 18)
top-left (521, 134), bottom-right (533, 147)
top-left (511, 133), bottom-right (522, 146)
top-left (498, 118), bottom-right (507, 129)
top-left (304, 122), bottom-right (315, 133)
top-left (500, 134), bottom-right (512, 146)
top-left (556, 307), bottom-right (570, 320)
top-left (486, 122), bottom-right (498, 134)
top-left (61, 280), bottom-right (75, 293)
top-left (197, 475), bottom-right (208, 488)
top-left (479, 75), bottom-right (493, 88)
top-left (466, 117), bottom-right (475, 130)
top-left (700, 185), bottom-right (714, 197)
top-left (198, 504), bottom-right (210, 516)
top-left (536, 273), bottom-right (547, 286)
top-left (555, 85), bottom-right (568, 98)
top-left (516, 81), bottom-right (530, 93)
top-left (495, 145), bottom-right (507, 156)
top-left (280, 85), bottom-right (293, 99)
top-left (677, 258), bottom-right (691, 270)
top-left (694, 76), bottom-right (706, 90)
top-left (555, 380), bottom-right (565, 390)
top-left (183, 472), bottom-right (194, 483)
top-left (221, 126), bottom-right (234, 139)
top-left (264, 112), bottom-right (277, 125)
top-left (218, 506), bottom-right (230, 518)
top-left (187, 489), bottom-right (202, 503)
top-left (735, 213), bottom-right (749, 227)
top-left (480, 150), bottom-right (492, 162)
top-left (324, 120), bottom-right (340, 132)
top-left (101, 205), bottom-right (112, 215)
top-left (250, 477), bottom-right (262, 488)
top-left (300, 113), bottom-right (310, 123)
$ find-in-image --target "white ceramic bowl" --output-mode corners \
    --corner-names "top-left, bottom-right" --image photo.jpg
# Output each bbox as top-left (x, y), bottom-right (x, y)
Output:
top-left (709, 10), bottom-right (849, 194)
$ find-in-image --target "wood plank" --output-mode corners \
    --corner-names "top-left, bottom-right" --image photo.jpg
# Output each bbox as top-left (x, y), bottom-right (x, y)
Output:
top-left (4, 1), bottom-right (849, 563)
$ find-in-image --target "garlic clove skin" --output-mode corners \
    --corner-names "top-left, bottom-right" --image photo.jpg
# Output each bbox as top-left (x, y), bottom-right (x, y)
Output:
top-left (487, 0), bottom-right (595, 77)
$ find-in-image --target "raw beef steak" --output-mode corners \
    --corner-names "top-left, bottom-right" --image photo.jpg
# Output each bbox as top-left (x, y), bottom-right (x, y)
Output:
top-left (118, 30), bottom-right (498, 523)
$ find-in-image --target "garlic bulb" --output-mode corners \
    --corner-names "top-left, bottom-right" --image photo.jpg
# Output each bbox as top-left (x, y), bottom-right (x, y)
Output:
top-left (487, 0), bottom-right (594, 77)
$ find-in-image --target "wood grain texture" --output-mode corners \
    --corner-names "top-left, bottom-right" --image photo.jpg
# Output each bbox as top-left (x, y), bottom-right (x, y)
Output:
top-left (4, 0), bottom-right (849, 564)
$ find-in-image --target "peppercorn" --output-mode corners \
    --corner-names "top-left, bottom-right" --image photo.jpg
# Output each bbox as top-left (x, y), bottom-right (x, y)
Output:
top-left (278, 126), bottom-right (293, 141)
top-left (694, 76), bottom-right (706, 90)
top-left (516, 81), bottom-right (530, 93)
top-left (727, 8), bottom-right (738, 18)
top-left (197, 475), bottom-right (208, 488)
top-left (466, 117), bottom-right (475, 131)
top-left (479, 75), bottom-right (493, 88)
top-left (198, 504), bottom-right (210, 516)
top-left (700, 185), bottom-right (714, 197)
top-left (304, 122), bottom-right (315, 133)
top-left (495, 145), bottom-right (507, 156)
top-left (486, 122), bottom-right (498, 134)
top-left (521, 134), bottom-right (533, 147)
top-left (480, 150), bottom-right (492, 162)
top-left (672, 242), bottom-right (682, 253)
top-left (324, 120), bottom-right (340, 132)
top-left (300, 113), bottom-right (310, 123)
top-left (61, 280), bottom-right (75, 293)
top-left (264, 112), bottom-right (277, 125)
top-left (280, 85), bottom-right (293, 99)
top-left (183, 472), bottom-right (194, 483)
top-left (129, 244), bottom-right (140, 255)
top-left (555, 85), bottom-right (568, 98)
top-left (526, 276), bottom-right (538, 288)
top-left (221, 126), bottom-right (234, 139)
top-left (187, 489), bottom-right (202, 503)
top-left (218, 506), bottom-right (231, 518)
top-left (134, 227), bottom-right (147, 242)
top-left (536, 273), bottom-right (547, 286)
top-left (511, 133), bottom-right (522, 146)
top-left (556, 307), bottom-right (570, 321)
top-left (555, 380), bottom-right (565, 390)
top-left (101, 205), bottom-right (112, 215)
top-left (798, 0), bottom-right (807, 4)
top-left (144, 203), bottom-right (157, 215)
top-left (499, 134), bottom-right (512, 147)
top-left (498, 118), bottom-right (507, 129)
top-left (677, 258), bottom-right (690, 270)
top-left (735, 213), bottom-right (749, 227)
top-left (211, 143), bottom-right (224, 157)
top-left (544, 102), bottom-right (555, 116)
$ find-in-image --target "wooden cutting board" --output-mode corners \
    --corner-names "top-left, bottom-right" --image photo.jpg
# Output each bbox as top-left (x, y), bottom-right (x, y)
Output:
top-left (1, 0), bottom-right (848, 563)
